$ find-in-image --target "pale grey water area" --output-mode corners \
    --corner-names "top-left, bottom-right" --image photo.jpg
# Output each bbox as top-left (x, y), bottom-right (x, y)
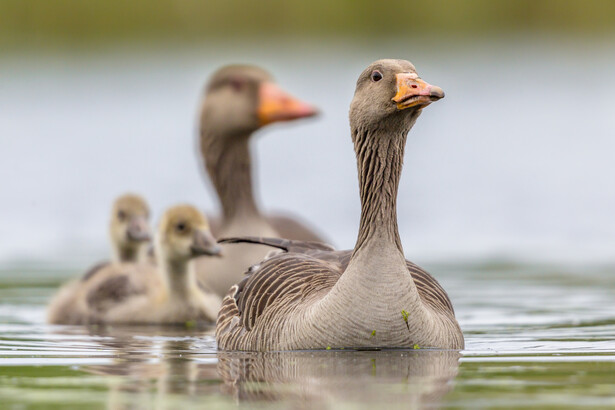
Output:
top-left (1, 37), bottom-right (615, 408)
top-left (1, 37), bottom-right (615, 264)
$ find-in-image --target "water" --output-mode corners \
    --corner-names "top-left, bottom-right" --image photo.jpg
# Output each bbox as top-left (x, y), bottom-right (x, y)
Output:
top-left (1, 262), bottom-right (614, 408)
top-left (2, 37), bottom-right (615, 408)
top-left (1, 38), bottom-right (615, 265)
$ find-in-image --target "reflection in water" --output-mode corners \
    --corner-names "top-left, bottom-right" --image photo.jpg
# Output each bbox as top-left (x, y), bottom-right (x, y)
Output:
top-left (80, 326), bottom-right (221, 409)
top-left (4, 263), bottom-right (615, 408)
top-left (76, 324), bottom-right (459, 409)
top-left (218, 349), bottom-right (460, 408)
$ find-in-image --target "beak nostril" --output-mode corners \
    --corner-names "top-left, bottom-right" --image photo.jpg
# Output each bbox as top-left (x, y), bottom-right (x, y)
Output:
top-left (411, 85), bottom-right (418, 89)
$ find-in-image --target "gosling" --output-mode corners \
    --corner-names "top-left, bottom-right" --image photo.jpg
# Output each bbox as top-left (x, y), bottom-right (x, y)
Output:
top-left (47, 204), bottom-right (222, 326)
top-left (109, 193), bottom-right (152, 264)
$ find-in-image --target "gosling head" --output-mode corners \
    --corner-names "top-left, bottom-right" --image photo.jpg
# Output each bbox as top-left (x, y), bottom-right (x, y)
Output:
top-left (155, 205), bottom-right (221, 266)
top-left (200, 64), bottom-right (318, 139)
top-left (349, 59), bottom-right (444, 134)
top-left (109, 194), bottom-right (152, 263)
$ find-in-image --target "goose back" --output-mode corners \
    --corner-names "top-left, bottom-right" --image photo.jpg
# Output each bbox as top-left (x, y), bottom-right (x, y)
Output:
top-left (216, 237), bottom-right (455, 350)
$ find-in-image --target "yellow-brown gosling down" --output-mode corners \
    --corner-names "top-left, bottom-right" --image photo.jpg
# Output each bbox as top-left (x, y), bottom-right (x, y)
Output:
top-left (109, 193), bottom-right (152, 263)
top-left (195, 65), bottom-right (325, 296)
top-left (47, 204), bottom-right (222, 325)
top-left (216, 60), bottom-right (464, 351)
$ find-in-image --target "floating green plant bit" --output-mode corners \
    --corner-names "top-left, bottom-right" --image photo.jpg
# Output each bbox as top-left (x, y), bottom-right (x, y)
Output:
top-left (413, 344), bottom-right (420, 350)
top-left (371, 330), bottom-right (376, 337)
top-left (326, 345), bottom-right (331, 350)
top-left (185, 320), bottom-right (196, 328)
top-left (401, 310), bottom-right (409, 322)
top-left (401, 310), bottom-right (410, 330)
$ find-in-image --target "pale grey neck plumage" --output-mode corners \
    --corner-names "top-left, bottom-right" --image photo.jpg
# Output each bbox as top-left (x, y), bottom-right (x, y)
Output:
top-left (351, 117), bottom-right (416, 259)
top-left (201, 129), bottom-right (261, 222)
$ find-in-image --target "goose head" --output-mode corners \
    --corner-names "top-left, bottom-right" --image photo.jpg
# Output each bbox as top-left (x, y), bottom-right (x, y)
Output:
top-left (349, 59), bottom-right (444, 134)
top-left (155, 205), bottom-right (221, 265)
top-left (109, 194), bottom-right (151, 262)
top-left (200, 65), bottom-right (318, 140)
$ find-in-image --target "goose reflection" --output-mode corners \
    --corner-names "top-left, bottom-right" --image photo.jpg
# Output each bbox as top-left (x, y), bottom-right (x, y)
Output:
top-left (79, 326), bottom-right (221, 408)
top-left (71, 326), bottom-right (459, 408)
top-left (217, 349), bottom-right (460, 407)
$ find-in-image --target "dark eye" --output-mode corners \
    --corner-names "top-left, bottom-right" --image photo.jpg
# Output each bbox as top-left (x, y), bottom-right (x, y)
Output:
top-left (371, 70), bottom-right (383, 82)
top-left (117, 210), bottom-right (126, 221)
top-left (175, 222), bottom-right (187, 233)
top-left (230, 78), bottom-right (244, 92)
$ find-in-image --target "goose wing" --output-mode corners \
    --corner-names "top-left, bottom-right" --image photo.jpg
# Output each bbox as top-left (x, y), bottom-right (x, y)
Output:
top-left (216, 239), bottom-right (344, 345)
top-left (220, 237), bottom-right (453, 313)
top-left (216, 237), bottom-right (455, 348)
top-left (404, 260), bottom-right (455, 313)
top-left (85, 266), bottom-right (147, 315)
top-left (219, 236), bottom-right (335, 253)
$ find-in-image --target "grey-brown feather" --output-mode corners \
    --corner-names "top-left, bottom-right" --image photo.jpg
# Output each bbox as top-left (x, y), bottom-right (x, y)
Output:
top-left (216, 60), bottom-right (463, 351)
top-left (216, 237), bottom-right (454, 348)
top-left (86, 274), bottom-right (145, 314)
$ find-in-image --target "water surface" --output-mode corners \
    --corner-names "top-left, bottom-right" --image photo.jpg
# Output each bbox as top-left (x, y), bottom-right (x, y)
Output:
top-left (2, 38), bottom-right (615, 408)
top-left (1, 262), bottom-right (614, 409)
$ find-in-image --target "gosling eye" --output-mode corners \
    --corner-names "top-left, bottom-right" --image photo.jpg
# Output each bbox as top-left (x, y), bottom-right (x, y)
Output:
top-left (117, 210), bottom-right (126, 221)
top-left (371, 70), bottom-right (383, 82)
top-left (175, 222), bottom-right (188, 234)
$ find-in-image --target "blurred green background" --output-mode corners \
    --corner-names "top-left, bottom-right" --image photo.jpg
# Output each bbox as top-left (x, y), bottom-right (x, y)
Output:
top-left (2, 0), bottom-right (615, 51)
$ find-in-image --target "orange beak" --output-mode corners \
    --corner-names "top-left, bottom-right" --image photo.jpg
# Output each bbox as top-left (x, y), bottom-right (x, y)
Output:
top-left (257, 82), bottom-right (318, 126)
top-left (392, 73), bottom-right (445, 110)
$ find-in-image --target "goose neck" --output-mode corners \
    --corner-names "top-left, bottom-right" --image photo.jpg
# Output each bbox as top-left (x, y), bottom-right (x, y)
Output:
top-left (201, 131), bottom-right (260, 221)
top-left (157, 252), bottom-right (197, 300)
top-left (112, 244), bottom-right (142, 263)
top-left (351, 125), bottom-right (407, 259)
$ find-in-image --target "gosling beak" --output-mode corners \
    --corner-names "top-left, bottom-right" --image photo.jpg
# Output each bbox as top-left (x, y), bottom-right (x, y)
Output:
top-left (393, 73), bottom-right (444, 110)
top-left (126, 216), bottom-right (151, 242)
top-left (191, 228), bottom-right (222, 257)
top-left (257, 82), bottom-right (318, 126)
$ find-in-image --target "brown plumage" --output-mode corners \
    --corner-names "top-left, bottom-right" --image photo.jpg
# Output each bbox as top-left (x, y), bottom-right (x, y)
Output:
top-left (195, 65), bottom-right (325, 296)
top-left (216, 59), bottom-right (464, 351)
top-left (47, 205), bottom-right (222, 326)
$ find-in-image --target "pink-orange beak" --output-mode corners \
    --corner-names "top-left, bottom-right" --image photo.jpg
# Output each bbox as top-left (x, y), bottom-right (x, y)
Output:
top-left (392, 73), bottom-right (445, 110)
top-left (257, 82), bottom-right (318, 126)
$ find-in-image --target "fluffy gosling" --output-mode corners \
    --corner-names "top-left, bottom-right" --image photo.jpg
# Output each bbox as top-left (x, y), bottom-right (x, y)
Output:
top-left (47, 204), bottom-right (222, 326)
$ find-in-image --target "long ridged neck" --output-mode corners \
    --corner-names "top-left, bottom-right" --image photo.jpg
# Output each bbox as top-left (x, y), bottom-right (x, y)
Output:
top-left (351, 124), bottom-right (408, 258)
top-left (200, 130), bottom-right (260, 222)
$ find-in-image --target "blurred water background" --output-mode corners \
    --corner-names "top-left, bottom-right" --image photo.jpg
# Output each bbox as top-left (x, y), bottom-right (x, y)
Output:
top-left (1, 1), bottom-right (615, 408)
top-left (2, 0), bottom-right (615, 267)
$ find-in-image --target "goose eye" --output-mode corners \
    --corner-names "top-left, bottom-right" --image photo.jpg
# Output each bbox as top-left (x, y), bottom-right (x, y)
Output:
top-left (117, 210), bottom-right (126, 221)
top-left (175, 222), bottom-right (187, 233)
top-left (371, 71), bottom-right (383, 82)
top-left (230, 78), bottom-right (244, 92)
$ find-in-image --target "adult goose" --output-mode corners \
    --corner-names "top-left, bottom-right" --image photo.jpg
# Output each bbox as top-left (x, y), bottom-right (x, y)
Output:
top-left (196, 65), bottom-right (324, 296)
top-left (47, 205), bottom-right (222, 325)
top-left (216, 59), bottom-right (464, 350)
